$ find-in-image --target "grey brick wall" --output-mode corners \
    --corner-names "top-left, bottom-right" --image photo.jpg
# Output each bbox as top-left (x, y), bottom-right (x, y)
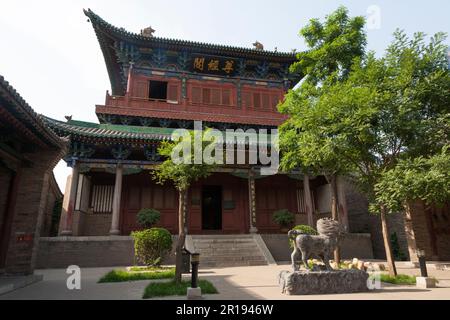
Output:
top-left (261, 233), bottom-right (373, 262)
top-left (37, 235), bottom-right (178, 269)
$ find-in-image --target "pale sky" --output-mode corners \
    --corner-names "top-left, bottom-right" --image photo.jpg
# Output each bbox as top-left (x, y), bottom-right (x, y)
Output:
top-left (0, 0), bottom-right (448, 192)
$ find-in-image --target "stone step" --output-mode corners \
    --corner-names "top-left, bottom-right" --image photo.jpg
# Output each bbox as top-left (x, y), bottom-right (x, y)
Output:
top-left (196, 249), bottom-right (260, 255)
top-left (191, 235), bottom-right (254, 239)
top-left (193, 242), bottom-right (258, 248)
top-left (200, 260), bottom-right (268, 268)
top-left (193, 239), bottom-right (256, 244)
top-left (200, 255), bottom-right (264, 263)
top-left (190, 234), bottom-right (269, 267)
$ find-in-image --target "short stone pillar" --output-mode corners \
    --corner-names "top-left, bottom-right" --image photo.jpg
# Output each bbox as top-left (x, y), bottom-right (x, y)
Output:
top-left (416, 277), bottom-right (436, 289)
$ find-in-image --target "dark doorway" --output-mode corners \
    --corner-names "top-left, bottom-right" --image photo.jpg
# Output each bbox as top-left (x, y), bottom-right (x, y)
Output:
top-left (202, 186), bottom-right (222, 230)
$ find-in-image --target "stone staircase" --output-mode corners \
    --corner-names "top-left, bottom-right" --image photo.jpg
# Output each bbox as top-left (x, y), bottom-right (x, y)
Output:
top-left (190, 234), bottom-right (272, 268)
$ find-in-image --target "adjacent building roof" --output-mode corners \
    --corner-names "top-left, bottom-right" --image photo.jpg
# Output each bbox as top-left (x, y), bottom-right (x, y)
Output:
top-left (43, 116), bottom-right (173, 145)
top-left (0, 75), bottom-right (66, 149)
top-left (43, 116), bottom-right (276, 147)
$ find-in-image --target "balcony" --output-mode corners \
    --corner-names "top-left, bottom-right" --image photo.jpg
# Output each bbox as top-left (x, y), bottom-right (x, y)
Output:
top-left (97, 92), bottom-right (288, 127)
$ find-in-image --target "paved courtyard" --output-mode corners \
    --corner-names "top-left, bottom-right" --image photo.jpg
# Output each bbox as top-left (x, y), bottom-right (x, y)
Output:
top-left (1, 262), bottom-right (449, 300)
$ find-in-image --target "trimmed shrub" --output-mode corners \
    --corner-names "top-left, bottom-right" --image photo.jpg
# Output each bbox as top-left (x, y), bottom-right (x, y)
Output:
top-left (272, 209), bottom-right (295, 227)
top-left (289, 224), bottom-right (318, 248)
top-left (136, 208), bottom-right (161, 229)
top-left (131, 228), bottom-right (172, 267)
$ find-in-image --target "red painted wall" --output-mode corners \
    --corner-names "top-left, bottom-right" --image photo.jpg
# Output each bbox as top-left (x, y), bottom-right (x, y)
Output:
top-left (113, 172), bottom-right (299, 235)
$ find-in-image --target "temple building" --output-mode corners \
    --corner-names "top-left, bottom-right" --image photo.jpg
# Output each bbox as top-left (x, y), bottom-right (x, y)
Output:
top-left (45, 9), bottom-right (351, 239)
top-left (33, 9), bottom-right (450, 268)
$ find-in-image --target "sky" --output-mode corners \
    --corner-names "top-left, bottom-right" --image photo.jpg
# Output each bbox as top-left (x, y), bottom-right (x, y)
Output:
top-left (0, 0), bottom-right (449, 191)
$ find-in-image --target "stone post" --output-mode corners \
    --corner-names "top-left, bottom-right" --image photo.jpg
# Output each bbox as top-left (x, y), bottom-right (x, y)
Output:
top-left (248, 169), bottom-right (257, 233)
top-left (109, 163), bottom-right (123, 235)
top-left (60, 162), bottom-right (79, 236)
top-left (303, 174), bottom-right (314, 227)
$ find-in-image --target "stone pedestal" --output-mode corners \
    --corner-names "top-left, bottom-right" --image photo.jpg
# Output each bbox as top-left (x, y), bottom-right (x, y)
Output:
top-left (416, 277), bottom-right (436, 289)
top-left (187, 287), bottom-right (202, 299)
top-left (278, 269), bottom-right (369, 295)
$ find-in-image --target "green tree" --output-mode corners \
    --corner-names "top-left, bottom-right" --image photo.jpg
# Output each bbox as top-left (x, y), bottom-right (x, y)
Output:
top-left (374, 147), bottom-right (450, 216)
top-left (279, 6), bottom-right (367, 263)
top-left (152, 129), bottom-right (217, 283)
top-left (281, 28), bottom-right (449, 276)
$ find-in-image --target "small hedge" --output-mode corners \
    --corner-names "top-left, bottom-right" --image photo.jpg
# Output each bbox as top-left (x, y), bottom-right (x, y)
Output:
top-left (137, 208), bottom-right (161, 228)
top-left (143, 280), bottom-right (218, 299)
top-left (289, 224), bottom-right (318, 248)
top-left (378, 274), bottom-right (417, 285)
top-left (131, 228), bottom-right (172, 267)
top-left (272, 209), bottom-right (295, 227)
top-left (98, 268), bottom-right (175, 283)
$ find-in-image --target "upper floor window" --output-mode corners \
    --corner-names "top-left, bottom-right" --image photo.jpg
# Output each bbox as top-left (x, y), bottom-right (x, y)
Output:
top-left (149, 80), bottom-right (167, 100)
top-left (132, 79), bottom-right (179, 103)
top-left (242, 90), bottom-right (281, 110)
top-left (191, 86), bottom-right (234, 106)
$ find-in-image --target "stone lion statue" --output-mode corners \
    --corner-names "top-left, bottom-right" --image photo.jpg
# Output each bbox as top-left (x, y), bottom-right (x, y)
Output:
top-left (288, 218), bottom-right (342, 271)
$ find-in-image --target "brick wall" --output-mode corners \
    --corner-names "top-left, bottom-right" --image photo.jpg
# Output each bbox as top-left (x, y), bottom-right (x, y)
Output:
top-left (3, 150), bottom-right (62, 274)
top-left (0, 165), bottom-right (13, 241)
top-left (261, 233), bottom-right (373, 262)
top-left (37, 235), bottom-right (178, 268)
top-left (79, 212), bottom-right (112, 236)
top-left (343, 180), bottom-right (410, 260)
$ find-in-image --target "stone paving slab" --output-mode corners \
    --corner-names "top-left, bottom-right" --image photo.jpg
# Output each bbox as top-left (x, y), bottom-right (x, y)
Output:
top-left (0, 274), bottom-right (43, 296)
top-left (0, 262), bottom-right (449, 300)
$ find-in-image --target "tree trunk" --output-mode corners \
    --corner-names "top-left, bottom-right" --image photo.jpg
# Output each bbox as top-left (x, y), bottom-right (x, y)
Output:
top-left (380, 204), bottom-right (397, 277)
top-left (174, 189), bottom-right (187, 283)
top-left (330, 175), bottom-right (341, 265)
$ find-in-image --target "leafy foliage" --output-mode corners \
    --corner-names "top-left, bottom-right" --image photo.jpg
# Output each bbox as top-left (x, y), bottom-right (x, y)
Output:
top-left (279, 6), bottom-right (367, 178)
top-left (272, 209), bottom-right (295, 227)
top-left (136, 208), bottom-right (161, 229)
top-left (152, 129), bottom-right (217, 192)
top-left (373, 147), bottom-right (450, 214)
top-left (98, 268), bottom-right (175, 283)
top-left (131, 228), bottom-right (173, 267)
top-left (289, 224), bottom-right (319, 248)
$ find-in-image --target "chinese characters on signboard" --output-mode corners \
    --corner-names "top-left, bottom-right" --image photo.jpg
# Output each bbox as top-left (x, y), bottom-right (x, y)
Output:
top-left (190, 54), bottom-right (237, 76)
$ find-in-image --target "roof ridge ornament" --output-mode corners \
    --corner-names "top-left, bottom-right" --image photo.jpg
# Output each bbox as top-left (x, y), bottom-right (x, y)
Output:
top-left (253, 41), bottom-right (264, 51)
top-left (141, 26), bottom-right (155, 37)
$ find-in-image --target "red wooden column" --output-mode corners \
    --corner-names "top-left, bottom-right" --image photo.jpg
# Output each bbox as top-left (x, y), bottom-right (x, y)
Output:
top-left (303, 174), bottom-right (314, 227)
top-left (109, 164), bottom-right (123, 235)
top-left (248, 169), bottom-right (257, 233)
top-left (60, 162), bottom-right (79, 236)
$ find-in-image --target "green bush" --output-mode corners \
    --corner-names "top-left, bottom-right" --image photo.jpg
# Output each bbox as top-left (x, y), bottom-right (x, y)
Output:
top-left (131, 228), bottom-right (172, 267)
top-left (136, 208), bottom-right (161, 228)
top-left (272, 209), bottom-right (295, 227)
top-left (289, 224), bottom-right (318, 248)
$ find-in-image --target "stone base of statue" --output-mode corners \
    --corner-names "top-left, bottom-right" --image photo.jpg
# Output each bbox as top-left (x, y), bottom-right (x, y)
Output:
top-left (278, 269), bottom-right (369, 295)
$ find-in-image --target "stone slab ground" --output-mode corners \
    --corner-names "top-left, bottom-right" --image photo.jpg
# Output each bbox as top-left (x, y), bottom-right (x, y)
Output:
top-left (0, 262), bottom-right (449, 300)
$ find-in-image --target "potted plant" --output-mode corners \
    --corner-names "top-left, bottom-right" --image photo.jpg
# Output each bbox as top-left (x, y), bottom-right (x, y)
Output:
top-left (272, 209), bottom-right (295, 232)
top-left (136, 208), bottom-right (161, 229)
